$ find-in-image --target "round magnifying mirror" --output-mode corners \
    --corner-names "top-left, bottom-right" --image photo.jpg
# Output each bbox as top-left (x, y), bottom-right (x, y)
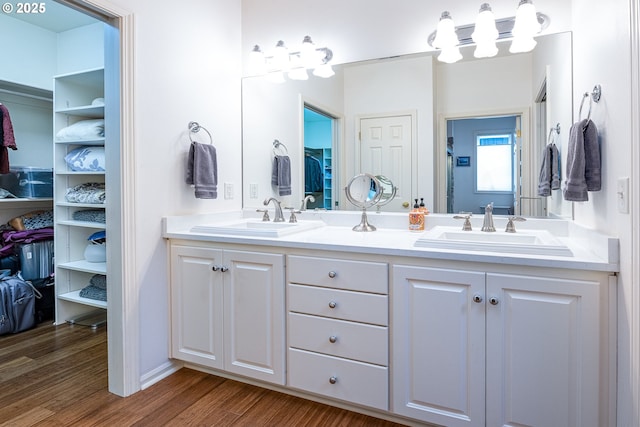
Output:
top-left (374, 175), bottom-right (397, 211)
top-left (345, 173), bottom-right (382, 232)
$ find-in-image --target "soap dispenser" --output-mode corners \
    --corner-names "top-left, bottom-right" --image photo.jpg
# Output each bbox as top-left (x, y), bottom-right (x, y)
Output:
top-left (409, 199), bottom-right (425, 232)
top-left (419, 197), bottom-right (429, 214)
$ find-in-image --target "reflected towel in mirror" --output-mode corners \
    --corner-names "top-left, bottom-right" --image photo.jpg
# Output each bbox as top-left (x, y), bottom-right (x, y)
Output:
top-left (272, 155), bottom-right (291, 196)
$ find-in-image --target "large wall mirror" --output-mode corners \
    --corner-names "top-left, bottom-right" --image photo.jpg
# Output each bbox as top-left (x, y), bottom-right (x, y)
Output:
top-left (242, 31), bottom-right (573, 218)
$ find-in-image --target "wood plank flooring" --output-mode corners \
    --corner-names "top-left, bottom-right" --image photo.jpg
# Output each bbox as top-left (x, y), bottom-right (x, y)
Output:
top-left (0, 323), bottom-right (408, 426)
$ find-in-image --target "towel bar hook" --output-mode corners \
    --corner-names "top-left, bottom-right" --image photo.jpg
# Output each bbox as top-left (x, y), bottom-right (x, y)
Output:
top-left (547, 123), bottom-right (560, 144)
top-left (273, 139), bottom-right (288, 155)
top-left (188, 121), bottom-right (213, 145)
top-left (578, 84), bottom-right (602, 122)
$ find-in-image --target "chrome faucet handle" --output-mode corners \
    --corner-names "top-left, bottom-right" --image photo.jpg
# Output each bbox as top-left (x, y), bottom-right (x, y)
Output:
top-left (453, 214), bottom-right (473, 231)
top-left (505, 216), bottom-right (526, 233)
top-left (256, 209), bottom-right (270, 222)
top-left (286, 207), bottom-right (301, 223)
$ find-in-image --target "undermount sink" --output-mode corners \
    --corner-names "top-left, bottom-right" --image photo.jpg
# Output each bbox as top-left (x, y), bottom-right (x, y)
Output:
top-left (190, 219), bottom-right (324, 237)
top-left (414, 226), bottom-right (573, 257)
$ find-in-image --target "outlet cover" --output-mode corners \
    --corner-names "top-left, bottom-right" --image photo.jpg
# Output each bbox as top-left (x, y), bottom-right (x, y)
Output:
top-left (250, 183), bottom-right (258, 199)
top-left (224, 182), bottom-right (234, 200)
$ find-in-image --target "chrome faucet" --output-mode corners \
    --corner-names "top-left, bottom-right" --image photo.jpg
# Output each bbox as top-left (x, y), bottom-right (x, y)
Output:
top-left (264, 197), bottom-right (285, 222)
top-left (300, 195), bottom-right (315, 211)
top-left (481, 202), bottom-right (496, 232)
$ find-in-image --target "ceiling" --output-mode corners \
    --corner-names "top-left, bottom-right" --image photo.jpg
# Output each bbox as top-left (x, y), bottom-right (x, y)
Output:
top-left (7, 0), bottom-right (98, 32)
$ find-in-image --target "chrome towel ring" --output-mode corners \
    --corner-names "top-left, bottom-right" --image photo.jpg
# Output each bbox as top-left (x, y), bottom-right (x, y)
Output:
top-left (188, 121), bottom-right (213, 144)
top-left (578, 84), bottom-right (602, 122)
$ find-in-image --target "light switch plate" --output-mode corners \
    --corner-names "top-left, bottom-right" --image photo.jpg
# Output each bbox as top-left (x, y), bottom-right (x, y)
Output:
top-left (617, 177), bottom-right (629, 214)
top-left (250, 183), bottom-right (258, 199)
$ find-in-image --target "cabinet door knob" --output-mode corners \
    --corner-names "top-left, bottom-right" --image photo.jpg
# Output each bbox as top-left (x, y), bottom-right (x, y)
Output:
top-left (329, 376), bottom-right (337, 384)
top-left (489, 296), bottom-right (499, 305)
top-left (473, 294), bottom-right (483, 303)
top-left (328, 301), bottom-right (337, 309)
top-left (329, 335), bottom-right (337, 343)
top-left (328, 271), bottom-right (337, 278)
top-left (220, 266), bottom-right (229, 272)
top-left (212, 265), bottom-right (220, 271)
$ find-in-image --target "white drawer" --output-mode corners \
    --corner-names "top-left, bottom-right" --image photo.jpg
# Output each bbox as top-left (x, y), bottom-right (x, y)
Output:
top-left (288, 283), bottom-right (388, 326)
top-left (288, 313), bottom-right (388, 365)
top-left (288, 255), bottom-right (388, 294)
top-left (288, 348), bottom-right (388, 410)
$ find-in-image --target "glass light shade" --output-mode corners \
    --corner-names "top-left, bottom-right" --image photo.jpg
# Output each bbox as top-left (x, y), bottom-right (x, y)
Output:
top-left (437, 45), bottom-right (463, 63)
top-left (313, 63), bottom-right (335, 78)
top-left (432, 11), bottom-right (459, 49)
top-left (272, 40), bottom-right (290, 70)
top-left (288, 67), bottom-right (309, 80)
top-left (509, 35), bottom-right (537, 53)
top-left (300, 35), bottom-right (318, 68)
top-left (248, 45), bottom-right (266, 75)
top-left (474, 41), bottom-right (499, 58)
top-left (512, 0), bottom-right (541, 37)
top-left (472, 4), bottom-right (499, 58)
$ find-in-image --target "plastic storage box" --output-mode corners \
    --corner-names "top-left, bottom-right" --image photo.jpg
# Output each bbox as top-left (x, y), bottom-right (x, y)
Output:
top-left (10, 167), bottom-right (54, 198)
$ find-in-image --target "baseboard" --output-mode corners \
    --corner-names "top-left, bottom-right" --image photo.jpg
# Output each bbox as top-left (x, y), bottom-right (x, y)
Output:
top-left (139, 360), bottom-right (183, 390)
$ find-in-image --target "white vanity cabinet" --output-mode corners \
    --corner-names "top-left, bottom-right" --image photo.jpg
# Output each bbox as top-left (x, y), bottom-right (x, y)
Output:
top-left (286, 255), bottom-right (389, 410)
top-left (392, 265), bottom-right (614, 427)
top-left (170, 243), bottom-right (285, 385)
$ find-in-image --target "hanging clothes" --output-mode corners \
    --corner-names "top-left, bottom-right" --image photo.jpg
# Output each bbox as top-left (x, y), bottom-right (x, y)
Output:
top-left (304, 154), bottom-right (323, 192)
top-left (0, 104), bottom-right (17, 174)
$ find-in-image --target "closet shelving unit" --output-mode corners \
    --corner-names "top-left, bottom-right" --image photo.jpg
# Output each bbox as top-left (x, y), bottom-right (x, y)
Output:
top-left (53, 67), bottom-right (107, 326)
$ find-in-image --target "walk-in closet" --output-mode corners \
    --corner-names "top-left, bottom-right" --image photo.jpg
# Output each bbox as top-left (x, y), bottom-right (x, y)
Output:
top-left (0, 3), bottom-right (110, 332)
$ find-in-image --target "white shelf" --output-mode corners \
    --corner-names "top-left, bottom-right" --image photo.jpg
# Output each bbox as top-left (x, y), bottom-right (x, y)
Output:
top-left (55, 138), bottom-right (105, 145)
top-left (56, 202), bottom-right (106, 208)
top-left (55, 171), bottom-right (105, 176)
top-left (55, 105), bottom-right (104, 118)
top-left (57, 220), bottom-right (106, 229)
top-left (0, 198), bottom-right (53, 203)
top-left (58, 259), bottom-right (106, 275)
top-left (57, 290), bottom-right (107, 309)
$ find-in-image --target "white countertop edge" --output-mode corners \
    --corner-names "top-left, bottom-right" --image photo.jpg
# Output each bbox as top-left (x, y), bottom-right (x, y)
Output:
top-left (162, 213), bottom-right (619, 273)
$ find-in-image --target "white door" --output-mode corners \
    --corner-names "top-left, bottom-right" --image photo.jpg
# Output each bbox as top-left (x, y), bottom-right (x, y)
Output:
top-left (392, 265), bottom-right (486, 427)
top-left (486, 273), bottom-right (601, 427)
top-left (224, 250), bottom-right (286, 385)
top-left (359, 115), bottom-right (413, 211)
top-left (170, 245), bottom-right (224, 370)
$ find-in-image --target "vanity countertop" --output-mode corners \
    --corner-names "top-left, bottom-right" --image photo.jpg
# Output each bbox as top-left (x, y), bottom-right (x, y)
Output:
top-left (162, 210), bottom-right (619, 273)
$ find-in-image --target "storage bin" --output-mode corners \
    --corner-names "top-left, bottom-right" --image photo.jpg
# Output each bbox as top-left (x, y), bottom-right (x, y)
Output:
top-left (10, 167), bottom-right (53, 198)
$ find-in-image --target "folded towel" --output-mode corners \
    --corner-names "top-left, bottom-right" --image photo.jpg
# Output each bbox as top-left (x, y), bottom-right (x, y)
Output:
top-left (79, 284), bottom-right (107, 301)
top-left (271, 155), bottom-right (291, 196)
top-left (186, 142), bottom-right (218, 199)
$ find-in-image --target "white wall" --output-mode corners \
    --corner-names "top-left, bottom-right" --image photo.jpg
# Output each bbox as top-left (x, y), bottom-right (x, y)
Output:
top-left (569, 0), bottom-right (634, 425)
top-left (98, 0), bottom-right (243, 379)
top-left (56, 23), bottom-right (105, 75)
top-left (0, 15), bottom-right (56, 90)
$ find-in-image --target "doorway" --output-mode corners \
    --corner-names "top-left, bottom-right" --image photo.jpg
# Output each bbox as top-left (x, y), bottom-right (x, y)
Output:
top-left (358, 113), bottom-right (414, 211)
top-left (446, 116), bottom-right (519, 215)
top-left (303, 105), bottom-right (335, 210)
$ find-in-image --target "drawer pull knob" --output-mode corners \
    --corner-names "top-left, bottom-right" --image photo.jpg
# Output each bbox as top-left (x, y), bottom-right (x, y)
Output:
top-left (490, 296), bottom-right (499, 305)
top-left (473, 294), bottom-right (483, 303)
top-left (328, 271), bottom-right (337, 278)
top-left (329, 376), bottom-right (337, 384)
top-left (328, 301), bottom-right (337, 309)
top-left (329, 335), bottom-right (337, 343)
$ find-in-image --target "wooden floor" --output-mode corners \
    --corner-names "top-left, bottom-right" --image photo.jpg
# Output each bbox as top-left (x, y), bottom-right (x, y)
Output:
top-left (0, 322), bottom-right (407, 426)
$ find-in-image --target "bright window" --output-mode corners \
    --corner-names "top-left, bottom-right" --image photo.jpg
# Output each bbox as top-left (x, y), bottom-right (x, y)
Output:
top-left (476, 134), bottom-right (513, 192)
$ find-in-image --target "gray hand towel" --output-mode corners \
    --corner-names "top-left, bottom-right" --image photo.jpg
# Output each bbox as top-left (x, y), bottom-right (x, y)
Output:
top-left (550, 143), bottom-right (561, 190)
top-left (537, 144), bottom-right (552, 197)
top-left (271, 155), bottom-right (291, 196)
top-left (186, 142), bottom-right (218, 199)
top-left (563, 119), bottom-right (599, 201)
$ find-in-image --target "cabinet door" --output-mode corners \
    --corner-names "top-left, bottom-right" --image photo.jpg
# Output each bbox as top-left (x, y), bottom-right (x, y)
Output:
top-left (486, 273), bottom-right (601, 427)
top-left (223, 250), bottom-right (285, 385)
top-left (170, 245), bottom-right (224, 369)
top-left (392, 265), bottom-right (486, 427)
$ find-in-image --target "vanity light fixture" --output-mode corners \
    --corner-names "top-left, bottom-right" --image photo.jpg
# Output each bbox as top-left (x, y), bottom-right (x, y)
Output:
top-left (428, 1), bottom-right (548, 63)
top-left (249, 36), bottom-right (335, 81)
